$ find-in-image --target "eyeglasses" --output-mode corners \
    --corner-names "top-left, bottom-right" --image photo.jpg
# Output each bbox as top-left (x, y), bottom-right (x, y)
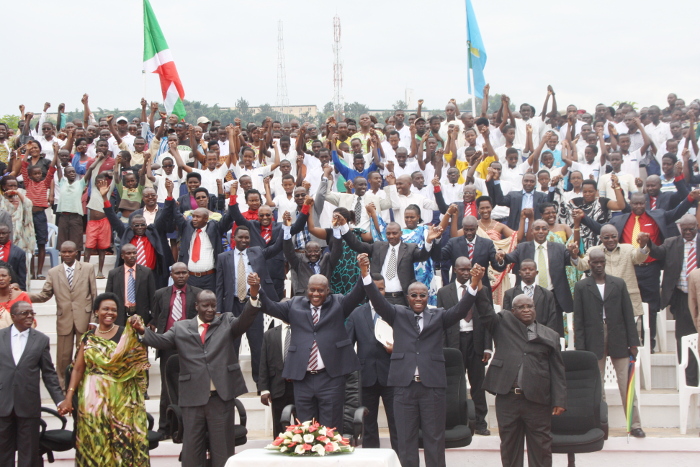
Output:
top-left (13, 310), bottom-right (36, 317)
top-left (195, 196), bottom-right (209, 200)
top-left (258, 213), bottom-right (272, 217)
top-left (409, 293), bottom-right (428, 299)
top-left (132, 223), bottom-right (147, 228)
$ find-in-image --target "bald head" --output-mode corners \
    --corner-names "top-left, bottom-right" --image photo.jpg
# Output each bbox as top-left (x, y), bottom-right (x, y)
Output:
top-left (589, 249), bottom-right (605, 261)
top-left (455, 257), bottom-right (472, 269)
top-left (600, 224), bottom-right (617, 237)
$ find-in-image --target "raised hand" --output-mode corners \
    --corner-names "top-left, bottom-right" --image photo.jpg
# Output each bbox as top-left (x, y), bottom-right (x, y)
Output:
top-left (365, 202), bottom-right (376, 215)
top-left (447, 204), bottom-right (458, 216)
top-left (97, 178), bottom-right (111, 198)
top-left (567, 241), bottom-right (579, 258)
top-left (44, 102), bottom-right (51, 112)
top-left (551, 175), bottom-right (561, 187)
top-left (247, 273), bottom-right (261, 298)
top-left (483, 83), bottom-right (490, 96)
top-left (386, 160), bottom-right (395, 173)
top-left (357, 253), bottom-right (370, 277)
top-left (635, 177), bottom-right (644, 188)
top-left (470, 263), bottom-right (485, 288)
top-left (418, 99), bottom-right (424, 106)
top-left (636, 231), bottom-right (650, 249)
top-left (547, 84), bottom-right (554, 95)
top-left (301, 180), bottom-right (311, 192)
top-left (690, 189), bottom-right (700, 202)
top-left (495, 250), bottom-right (505, 264)
top-left (129, 315), bottom-right (146, 334)
top-left (165, 178), bottom-right (174, 197)
top-left (385, 172), bottom-right (396, 185)
top-left (431, 176), bottom-right (441, 187)
top-left (303, 195), bottom-right (314, 206)
top-left (427, 225), bottom-right (443, 242)
top-left (230, 180), bottom-right (239, 193)
top-left (283, 211), bottom-right (292, 226)
top-left (150, 101), bottom-right (159, 113)
top-left (674, 161), bottom-right (683, 177)
top-left (81, 94), bottom-right (89, 106)
top-left (521, 208), bottom-right (534, 218)
top-left (572, 208), bottom-right (585, 223)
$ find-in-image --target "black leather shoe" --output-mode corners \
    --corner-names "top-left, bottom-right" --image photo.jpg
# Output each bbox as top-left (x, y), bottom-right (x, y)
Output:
top-left (630, 428), bottom-right (646, 438)
top-left (475, 428), bottom-right (491, 436)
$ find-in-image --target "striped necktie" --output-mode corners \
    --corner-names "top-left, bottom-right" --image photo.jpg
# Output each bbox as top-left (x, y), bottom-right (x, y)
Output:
top-left (127, 268), bottom-right (136, 304)
top-left (283, 325), bottom-right (291, 361)
top-left (687, 241), bottom-right (697, 276)
top-left (308, 307), bottom-right (320, 370)
top-left (172, 289), bottom-right (183, 322)
top-left (66, 267), bottom-right (74, 290)
top-left (354, 196), bottom-right (363, 223)
top-left (136, 236), bottom-right (147, 266)
top-left (237, 252), bottom-right (247, 300)
top-left (650, 197), bottom-right (657, 210)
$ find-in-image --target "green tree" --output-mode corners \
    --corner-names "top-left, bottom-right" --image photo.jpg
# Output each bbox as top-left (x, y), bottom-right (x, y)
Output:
top-left (458, 94), bottom-right (514, 115)
top-left (0, 115), bottom-right (20, 130)
top-left (392, 100), bottom-right (407, 111)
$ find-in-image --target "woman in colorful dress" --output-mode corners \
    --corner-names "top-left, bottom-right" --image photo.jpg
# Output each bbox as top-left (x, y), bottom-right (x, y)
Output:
top-left (367, 202), bottom-right (459, 306)
top-left (62, 292), bottom-right (151, 466)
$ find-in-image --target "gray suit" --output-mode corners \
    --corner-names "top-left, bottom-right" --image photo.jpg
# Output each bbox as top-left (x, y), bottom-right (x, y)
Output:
top-left (142, 302), bottom-right (260, 467)
top-left (0, 327), bottom-right (63, 467)
top-left (364, 277), bottom-right (482, 467)
top-left (474, 293), bottom-right (567, 467)
top-left (260, 278), bottom-right (366, 432)
top-left (284, 235), bottom-right (342, 296)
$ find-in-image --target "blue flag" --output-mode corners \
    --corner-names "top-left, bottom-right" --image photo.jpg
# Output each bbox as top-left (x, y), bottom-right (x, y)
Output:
top-left (466, 0), bottom-right (487, 98)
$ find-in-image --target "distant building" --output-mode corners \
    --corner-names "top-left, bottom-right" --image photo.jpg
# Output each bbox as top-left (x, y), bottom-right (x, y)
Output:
top-left (248, 105), bottom-right (318, 118)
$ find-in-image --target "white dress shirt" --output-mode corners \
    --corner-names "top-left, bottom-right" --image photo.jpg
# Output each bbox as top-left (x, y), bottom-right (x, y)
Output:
top-left (387, 186), bottom-right (439, 228)
top-left (188, 227), bottom-right (215, 272)
top-left (11, 325), bottom-right (30, 365)
top-left (596, 283), bottom-right (606, 319)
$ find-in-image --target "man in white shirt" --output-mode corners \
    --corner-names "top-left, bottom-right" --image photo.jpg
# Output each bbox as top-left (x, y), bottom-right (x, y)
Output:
top-left (386, 174), bottom-right (439, 228)
top-left (644, 106), bottom-right (672, 155)
top-left (324, 176), bottom-right (392, 232)
top-left (598, 153), bottom-right (638, 210)
top-left (393, 110), bottom-right (412, 150)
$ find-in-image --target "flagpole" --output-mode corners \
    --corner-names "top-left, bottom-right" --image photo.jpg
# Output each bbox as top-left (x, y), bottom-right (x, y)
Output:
top-left (465, 2), bottom-right (477, 117)
top-left (142, 70), bottom-right (147, 101)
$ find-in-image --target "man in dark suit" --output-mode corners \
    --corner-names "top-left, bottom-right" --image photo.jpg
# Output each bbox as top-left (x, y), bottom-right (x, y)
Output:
top-left (475, 290), bottom-right (567, 467)
top-left (644, 174), bottom-right (689, 211)
top-left (497, 219), bottom-right (572, 336)
top-left (101, 180), bottom-right (174, 288)
top-left (578, 191), bottom-right (699, 349)
top-left (259, 271), bottom-right (367, 432)
top-left (573, 249), bottom-right (645, 437)
top-left (341, 219), bottom-right (441, 306)
top-left (439, 257), bottom-right (492, 436)
top-left (346, 273), bottom-right (398, 451)
top-left (503, 259), bottom-right (558, 331)
top-left (217, 225), bottom-right (282, 384)
top-left (173, 185), bottom-right (236, 292)
top-left (489, 172), bottom-right (548, 229)
top-left (0, 301), bottom-right (65, 467)
top-left (441, 216), bottom-right (505, 291)
top-left (284, 232), bottom-right (342, 296)
top-left (132, 283), bottom-right (261, 467)
top-left (640, 215), bottom-right (700, 387)
top-left (359, 254), bottom-right (485, 467)
top-left (259, 321), bottom-right (295, 439)
top-left (231, 184), bottom-right (309, 299)
top-left (150, 262), bottom-right (202, 438)
top-left (0, 224), bottom-right (27, 291)
top-left (105, 243), bottom-right (155, 326)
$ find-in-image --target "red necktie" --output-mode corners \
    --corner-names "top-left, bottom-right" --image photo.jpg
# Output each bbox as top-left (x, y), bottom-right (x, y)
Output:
top-left (464, 202), bottom-right (473, 218)
top-left (200, 323), bottom-right (210, 344)
top-left (688, 242), bottom-right (697, 275)
top-left (191, 229), bottom-right (202, 263)
top-left (262, 226), bottom-right (272, 244)
top-left (468, 243), bottom-right (474, 261)
top-left (650, 197), bottom-right (657, 210)
top-left (0, 245), bottom-right (5, 262)
top-left (136, 236), bottom-right (147, 266)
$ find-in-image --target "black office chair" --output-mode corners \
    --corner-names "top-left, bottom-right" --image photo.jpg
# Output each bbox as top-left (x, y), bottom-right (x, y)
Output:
top-left (39, 407), bottom-right (74, 463)
top-left (419, 347), bottom-right (473, 449)
top-left (165, 354), bottom-right (248, 450)
top-left (551, 350), bottom-right (608, 467)
top-left (281, 370), bottom-right (368, 447)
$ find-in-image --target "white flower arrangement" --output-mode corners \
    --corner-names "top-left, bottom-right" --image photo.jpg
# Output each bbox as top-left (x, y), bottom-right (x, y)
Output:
top-left (265, 419), bottom-right (354, 457)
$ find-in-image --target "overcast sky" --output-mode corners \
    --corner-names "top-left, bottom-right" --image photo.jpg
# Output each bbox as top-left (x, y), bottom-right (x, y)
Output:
top-left (4, 0), bottom-right (698, 118)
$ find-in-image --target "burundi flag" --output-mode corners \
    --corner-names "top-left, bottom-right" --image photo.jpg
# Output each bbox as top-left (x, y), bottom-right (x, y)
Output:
top-left (143, 0), bottom-right (186, 120)
top-left (466, 0), bottom-right (487, 98)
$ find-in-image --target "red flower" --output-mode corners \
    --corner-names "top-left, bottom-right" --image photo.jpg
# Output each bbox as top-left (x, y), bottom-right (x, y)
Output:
top-left (316, 435), bottom-right (328, 443)
top-left (294, 429), bottom-right (303, 434)
top-left (326, 430), bottom-right (334, 438)
top-left (303, 444), bottom-right (312, 451)
top-left (272, 437), bottom-right (284, 446)
top-left (339, 439), bottom-right (349, 445)
top-left (288, 442), bottom-right (296, 448)
top-left (325, 443), bottom-right (335, 452)
top-left (309, 425), bottom-right (318, 432)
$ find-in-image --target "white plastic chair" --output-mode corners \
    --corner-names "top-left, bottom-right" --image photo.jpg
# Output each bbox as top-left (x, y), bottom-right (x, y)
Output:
top-left (678, 333), bottom-right (700, 434)
top-left (639, 303), bottom-right (652, 390)
top-left (656, 306), bottom-right (668, 353)
top-left (565, 312), bottom-right (575, 349)
top-left (33, 223), bottom-right (59, 268)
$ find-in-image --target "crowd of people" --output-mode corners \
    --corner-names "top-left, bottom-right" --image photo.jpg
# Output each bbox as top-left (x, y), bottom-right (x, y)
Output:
top-left (1, 84), bottom-right (700, 467)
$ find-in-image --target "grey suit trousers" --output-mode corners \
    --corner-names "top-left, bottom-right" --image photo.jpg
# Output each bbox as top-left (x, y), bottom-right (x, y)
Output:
top-left (181, 394), bottom-right (236, 467)
top-left (394, 381), bottom-right (446, 467)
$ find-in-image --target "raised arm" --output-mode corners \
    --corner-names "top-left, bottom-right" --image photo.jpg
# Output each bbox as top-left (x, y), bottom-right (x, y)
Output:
top-left (605, 174), bottom-right (628, 211)
top-left (480, 84), bottom-right (490, 119)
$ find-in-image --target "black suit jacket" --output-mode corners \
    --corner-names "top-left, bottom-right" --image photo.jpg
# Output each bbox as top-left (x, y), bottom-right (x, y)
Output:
top-left (6, 244), bottom-right (26, 291)
top-left (474, 291), bottom-right (567, 408)
top-left (105, 264), bottom-right (156, 325)
top-left (216, 242), bottom-right (282, 315)
top-left (582, 201), bottom-right (693, 241)
top-left (284, 235), bottom-right (342, 296)
top-left (0, 327), bottom-right (63, 418)
top-left (107, 198), bottom-right (175, 288)
top-left (490, 181), bottom-right (548, 229)
top-left (503, 284), bottom-right (559, 334)
top-left (438, 281), bottom-right (492, 355)
top-left (504, 241), bottom-right (573, 318)
top-left (173, 201), bottom-right (235, 265)
top-left (364, 278), bottom-right (482, 388)
top-left (441, 235), bottom-right (505, 289)
top-left (258, 324), bottom-right (288, 399)
top-left (152, 284), bottom-right (202, 334)
top-left (346, 303), bottom-right (391, 387)
top-left (649, 235), bottom-right (699, 309)
top-left (574, 275), bottom-right (640, 359)
top-left (342, 232), bottom-right (432, 295)
top-left (647, 179), bottom-right (689, 211)
top-left (260, 278), bottom-right (366, 381)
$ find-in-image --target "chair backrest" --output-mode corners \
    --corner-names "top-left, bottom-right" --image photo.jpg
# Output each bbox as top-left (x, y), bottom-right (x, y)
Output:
top-left (443, 347), bottom-right (467, 429)
top-left (680, 333), bottom-right (700, 387)
top-left (47, 223), bottom-right (58, 249)
top-left (165, 354), bottom-right (181, 405)
top-left (551, 350), bottom-right (601, 435)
